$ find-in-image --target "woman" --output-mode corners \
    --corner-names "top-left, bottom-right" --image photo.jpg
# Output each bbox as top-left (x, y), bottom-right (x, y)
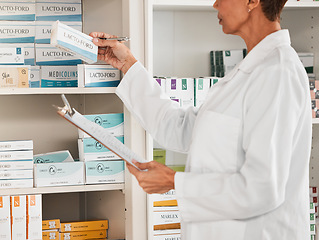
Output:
top-left (90, 0), bottom-right (312, 239)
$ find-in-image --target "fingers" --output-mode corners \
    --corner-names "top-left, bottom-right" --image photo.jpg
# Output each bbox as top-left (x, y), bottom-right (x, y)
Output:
top-left (90, 32), bottom-right (120, 48)
top-left (133, 160), bottom-right (153, 171)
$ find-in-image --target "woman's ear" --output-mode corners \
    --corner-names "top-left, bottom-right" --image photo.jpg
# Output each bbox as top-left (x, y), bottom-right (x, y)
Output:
top-left (247, 0), bottom-right (260, 12)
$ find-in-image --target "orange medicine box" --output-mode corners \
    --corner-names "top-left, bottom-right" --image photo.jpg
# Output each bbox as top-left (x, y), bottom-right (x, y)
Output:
top-left (42, 230), bottom-right (59, 240)
top-left (42, 219), bottom-right (61, 230)
top-left (60, 229), bottom-right (107, 240)
top-left (60, 220), bottom-right (108, 232)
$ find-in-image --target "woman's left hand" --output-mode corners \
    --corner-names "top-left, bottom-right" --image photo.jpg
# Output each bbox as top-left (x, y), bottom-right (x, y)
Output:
top-left (126, 160), bottom-right (176, 194)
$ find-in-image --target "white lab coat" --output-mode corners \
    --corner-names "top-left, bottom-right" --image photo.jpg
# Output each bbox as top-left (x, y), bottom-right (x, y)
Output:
top-left (116, 29), bottom-right (312, 240)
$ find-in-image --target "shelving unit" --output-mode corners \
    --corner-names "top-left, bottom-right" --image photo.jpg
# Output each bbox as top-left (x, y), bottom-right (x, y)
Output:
top-left (0, 0), bottom-right (148, 239)
top-left (145, 1), bottom-right (319, 239)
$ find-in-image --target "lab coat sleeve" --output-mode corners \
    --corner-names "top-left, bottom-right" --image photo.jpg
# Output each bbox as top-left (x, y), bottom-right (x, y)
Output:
top-left (115, 61), bottom-right (197, 153)
top-left (175, 64), bottom-right (309, 222)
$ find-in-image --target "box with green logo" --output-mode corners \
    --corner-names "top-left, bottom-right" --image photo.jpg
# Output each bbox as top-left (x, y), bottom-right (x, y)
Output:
top-left (85, 160), bottom-right (124, 184)
top-left (153, 148), bottom-right (166, 165)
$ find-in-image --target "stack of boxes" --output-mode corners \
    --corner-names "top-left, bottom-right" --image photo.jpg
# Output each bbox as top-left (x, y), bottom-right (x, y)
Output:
top-left (43, 219), bottom-right (108, 240)
top-left (210, 49), bottom-right (247, 77)
top-left (153, 148), bottom-right (185, 173)
top-left (150, 190), bottom-right (181, 240)
top-left (0, 140), bottom-right (34, 189)
top-left (78, 113), bottom-right (125, 184)
top-left (310, 186), bottom-right (318, 240)
top-left (0, 194), bottom-right (42, 240)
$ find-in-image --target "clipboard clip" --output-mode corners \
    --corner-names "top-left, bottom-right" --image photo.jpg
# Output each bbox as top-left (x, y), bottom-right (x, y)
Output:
top-left (53, 94), bottom-right (74, 116)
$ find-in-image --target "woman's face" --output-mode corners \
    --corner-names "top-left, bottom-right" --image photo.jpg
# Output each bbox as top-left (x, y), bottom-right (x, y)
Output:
top-left (213, 0), bottom-right (250, 35)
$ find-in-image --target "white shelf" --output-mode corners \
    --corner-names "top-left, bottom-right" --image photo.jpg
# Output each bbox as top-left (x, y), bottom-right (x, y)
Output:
top-left (0, 87), bottom-right (116, 95)
top-left (0, 183), bottom-right (125, 195)
top-left (153, 0), bottom-right (319, 11)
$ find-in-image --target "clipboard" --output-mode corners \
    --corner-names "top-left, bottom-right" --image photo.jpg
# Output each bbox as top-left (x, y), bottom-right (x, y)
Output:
top-left (54, 94), bottom-right (146, 170)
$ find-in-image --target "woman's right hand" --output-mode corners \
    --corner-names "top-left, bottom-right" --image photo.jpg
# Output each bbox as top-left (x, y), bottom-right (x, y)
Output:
top-left (89, 32), bottom-right (137, 74)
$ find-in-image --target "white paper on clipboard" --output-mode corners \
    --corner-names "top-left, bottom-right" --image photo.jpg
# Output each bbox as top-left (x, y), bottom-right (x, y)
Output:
top-left (54, 94), bottom-right (146, 170)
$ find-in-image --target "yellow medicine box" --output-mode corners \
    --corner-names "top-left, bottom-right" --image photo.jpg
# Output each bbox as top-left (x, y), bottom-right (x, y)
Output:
top-left (154, 200), bottom-right (178, 207)
top-left (42, 230), bottom-right (59, 240)
top-left (61, 220), bottom-right (108, 232)
top-left (60, 230), bottom-right (107, 240)
top-left (42, 219), bottom-right (61, 230)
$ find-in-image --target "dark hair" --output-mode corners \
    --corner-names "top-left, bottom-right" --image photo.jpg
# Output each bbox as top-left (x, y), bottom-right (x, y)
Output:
top-left (260, 0), bottom-right (288, 21)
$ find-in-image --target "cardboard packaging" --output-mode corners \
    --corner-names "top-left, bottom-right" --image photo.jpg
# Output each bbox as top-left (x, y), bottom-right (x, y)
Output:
top-left (33, 150), bottom-right (74, 164)
top-left (0, 160), bottom-right (33, 170)
top-left (194, 77), bottom-right (211, 107)
top-left (42, 219), bottom-right (61, 230)
top-left (0, 150), bottom-right (33, 161)
top-left (0, 0), bottom-right (35, 21)
top-left (153, 207), bottom-right (180, 231)
top-left (179, 78), bottom-right (194, 108)
top-left (11, 195), bottom-right (27, 240)
top-left (60, 230), bottom-right (107, 240)
top-left (40, 65), bottom-right (78, 87)
top-left (60, 220), bottom-right (108, 232)
top-left (154, 77), bottom-right (166, 93)
top-left (36, 1), bottom-right (82, 22)
top-left (153, 148), bottom-right (166, 165)
top-left (42, 230), bottom-right (59, 240)
top-left (27, 194), bottom-right (42, 240)
top-left (85, 160), bottom-right (125, 184)
top-left (0, 196), bottom-right (11, 240)
top-left (0, 140), bottom-right (33, 151)
top-left (0, 65), bottom-right (30, 88)
top-left (298, 52), bottom-right (314, 74)
top-left (165, 78), bottom-right (180, 105)
top-left (154, 229), bottom-right (181, 240)
top-left (78, 64), bottom-right (121, 87)
top-left (0, 47), bottom-right (24, 65)
top-left (78, 113), bottom-right (124, 138)
top-left (29, 66), bottom-right (40, 88)
top-left (0, 169), bottom-right (33, 179)
top-left (51, 21), bottom-right (98, 64)
top-left (0, 179), bottom-right (33, 189)
top-left (36, 21), bottom-right (82, 44)
top-left (78, 136), bottom-right (124, 161)
top-left (34, 161), bottom-right (84, 187)
top-left (35, 44), bottom-right (82, 66)
top-left (0, 21), bottom-right (35, 43)
top-left (0, 43), bottom-right (35, 66)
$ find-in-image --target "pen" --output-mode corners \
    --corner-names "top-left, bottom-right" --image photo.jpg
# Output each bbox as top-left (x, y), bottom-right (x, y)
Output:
top-left (98, 37), bottom-right (130, 42)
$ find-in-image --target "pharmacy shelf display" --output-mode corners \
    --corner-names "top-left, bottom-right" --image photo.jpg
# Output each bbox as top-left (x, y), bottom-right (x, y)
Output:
top-left (0, 0), bottom-right (148, 240)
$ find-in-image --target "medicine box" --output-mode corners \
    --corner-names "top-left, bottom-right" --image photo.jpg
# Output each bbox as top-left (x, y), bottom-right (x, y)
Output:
top-left (40, 65), bottom-right (78, 87)
top-left (298, 52), bottom-right (314, 74)
top-left (77, 64), bottom-right (121, 87)
top-left (0, 1), bottom-right (35, 21)
top-left (60, 230), bottom-right (107, 240)
top-left (0, 43), bottom-right (36, 66)
top-left (85, 160), bottom-right (125, 184)
top-left (153, 148), bottom-right (166, 165)
top-left (51, 21), bottom-right (98, 64)
top-left (36, 21), bottom-right (82, 44)
top-left (42, 219), bottom-right (61, 230)
top-left (153, 207), bottom-right (181, 231)
top-left (0, 179), bottom-right (33, 189)
top-left (0, 65), bottom-right (30, 88)
top-left (165, 78), bottom-right (180, 104)
top-left (27, 194), bottom-right (42, 240)
top-left (154, 229), bottom-right (181, 240)
top-left (0, 196), bottom-right (11, 240)
top-left (0, 47), bottom-right (24, 65)
top-left (78, 113), bottom-right (124, 138)
top-left (0, 169), bottom-right (33, 179)
top-left (0, 21), bottom-right (35, 43)
top-left (35, 44), bottom-right (82, 66)
top-left (11, 195), bottom-right (27, 240)
top-left (29, 66), bottom-right (40, 88)
top-left (60, 220), bottom-right (108, 232)
top-left (42, 230), bottom-right (59, 240)
top-left (213, 49), bottom-right (246, 77)
top-left (34, 161), bottom-right (84, 187)
top-left (0, 160), bottom-right (33, 170)
top-left (194, 77), bottom-right (211, 107)
top-left (179, 78), bottom-right (194, 108)
top-left (33, 150), bottom-right (74, 164)
top-left (0, 150), bottom-right (33, 161)
top-left (0, 140), bottom-right (33, 151)
top-left (36, 1), bottom-right (82, 22)
top-left (78, 136), bottom-right (124, 161)
top-left (152, 190), bottom-right (177, 207)
top-left (154, 77), bottom-right (166, 93)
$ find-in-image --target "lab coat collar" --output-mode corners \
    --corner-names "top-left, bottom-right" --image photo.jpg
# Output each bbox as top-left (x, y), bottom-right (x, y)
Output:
top-left (223, 29), bottom-right (291, 82)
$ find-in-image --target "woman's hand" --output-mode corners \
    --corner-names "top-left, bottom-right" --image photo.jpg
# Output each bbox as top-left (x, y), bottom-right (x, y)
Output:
top-left (89, 32), bottom-right (137, 74)
top-left (126, 160), bottom-right (176, 194)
